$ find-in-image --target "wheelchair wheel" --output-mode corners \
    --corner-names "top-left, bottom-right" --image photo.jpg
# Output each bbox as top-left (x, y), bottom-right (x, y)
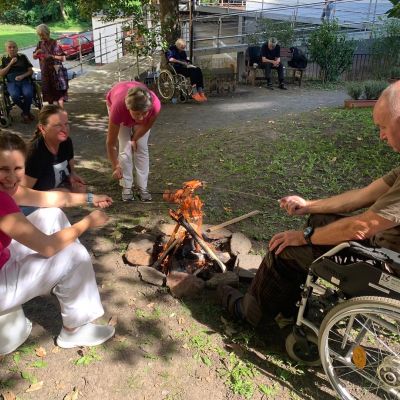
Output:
top-left (157, 70), bottom-right (175, 102)
top-left (0, 96), bottom-right (11, 128)
top-left (285, 331), bottom-right (321, 366)
top-left (319, 296), bottom-right (400, 400)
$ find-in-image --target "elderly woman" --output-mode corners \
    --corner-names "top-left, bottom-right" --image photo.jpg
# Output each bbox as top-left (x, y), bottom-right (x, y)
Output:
top-left (33, 24), bottom-right (68, 108)
top-left (106, 81), bottom-right (161, 202)
top-left (0, 41), bottom-right (34, 123)
top-left (0, 132), bottom-right (114, 355)
top-left (23, 104), bottom-right (85, 192)
top-left (166, 38), bottom-right (207, 102)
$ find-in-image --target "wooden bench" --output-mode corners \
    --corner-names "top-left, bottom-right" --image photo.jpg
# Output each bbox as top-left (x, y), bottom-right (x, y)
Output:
top-left (245, 45), bottom-right (306, 87)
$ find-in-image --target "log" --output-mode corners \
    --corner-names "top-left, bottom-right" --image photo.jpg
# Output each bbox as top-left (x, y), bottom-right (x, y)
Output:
top-left (206, 210), bottom-right (261, 232)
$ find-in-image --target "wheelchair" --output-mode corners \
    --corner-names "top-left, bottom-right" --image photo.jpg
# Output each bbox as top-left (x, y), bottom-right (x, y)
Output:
top-left (0, 78), bottom-right (43, 127)
top-left (285, 241), bottom-right (400, 399)
top-left (156, 53), bottom-right (193, 103)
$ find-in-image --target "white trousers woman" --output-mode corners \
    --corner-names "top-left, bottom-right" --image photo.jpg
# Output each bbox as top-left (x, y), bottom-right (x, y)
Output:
top-left (0, 208), bottom-right (104, 328)
top-left (118, 125), bottom-right (150, 192)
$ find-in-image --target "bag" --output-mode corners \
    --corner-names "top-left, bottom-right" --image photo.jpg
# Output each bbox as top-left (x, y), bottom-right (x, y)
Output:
top-left (54, 64), bottom-right (69, 91)
top-left (288, 47), bottom-right (308, 69)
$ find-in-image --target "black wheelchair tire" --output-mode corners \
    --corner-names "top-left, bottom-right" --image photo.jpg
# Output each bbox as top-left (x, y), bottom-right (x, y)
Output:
top-left (285, 332), bottom-right (321, 366)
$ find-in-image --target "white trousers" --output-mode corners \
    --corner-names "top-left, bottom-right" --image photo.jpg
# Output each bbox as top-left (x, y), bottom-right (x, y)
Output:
top-left (0, 208), bottom-right (104, 329)
top-left (118, 125), bottom-right (150, 191)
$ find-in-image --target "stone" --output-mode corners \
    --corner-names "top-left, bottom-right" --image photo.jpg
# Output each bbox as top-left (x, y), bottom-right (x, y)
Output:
top-left (158, 223), bottom-right (177, 236)
top-left (205, 271), bottom-right (239, 289)
top-left (167, 271), bottom-right (205, 298)
top-left (230, 232), bottom-right (252, 256)
top-left (234, 254), bottom-right (263, 279)
top-left (202, 224), bottom-right (232, 240)
top-left (127, 234), bottom-right (156, 252)
top-left (138, 266), bottom-right (166, 286)
top-left (215, 251), bottom-right (231, 264)
top-left (125, 248), bottom-right (153, 266)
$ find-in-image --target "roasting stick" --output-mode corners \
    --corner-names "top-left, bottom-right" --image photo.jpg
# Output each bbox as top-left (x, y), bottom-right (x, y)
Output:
top-left (206, 210), bottom-right (261, 233)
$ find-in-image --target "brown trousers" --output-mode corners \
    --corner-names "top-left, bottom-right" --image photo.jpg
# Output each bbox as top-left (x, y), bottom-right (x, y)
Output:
top-left (244, 214), bottom-right (342, 323)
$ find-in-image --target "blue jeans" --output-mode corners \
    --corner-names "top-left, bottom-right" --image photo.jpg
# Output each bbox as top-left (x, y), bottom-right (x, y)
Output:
top-left (6, 79), bottom-right (33, 116)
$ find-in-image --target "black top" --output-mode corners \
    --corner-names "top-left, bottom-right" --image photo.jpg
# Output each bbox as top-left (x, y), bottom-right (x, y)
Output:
top-left (25, 136), bottom-right (73, 191)
top-left (1, 54), bottom-right (32, 82)
top-left (260, 43), bottom-right (281, 61)
top-left (165, 45), bottom-right (189, 63)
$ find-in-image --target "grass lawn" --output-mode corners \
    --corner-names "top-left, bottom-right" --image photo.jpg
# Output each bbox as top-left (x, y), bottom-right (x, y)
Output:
top-left (0, 21), bottom-right (91, 51)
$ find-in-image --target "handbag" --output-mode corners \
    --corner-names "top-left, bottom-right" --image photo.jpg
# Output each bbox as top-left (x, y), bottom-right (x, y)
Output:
top-left (54, 64), bottom-right (69, 91)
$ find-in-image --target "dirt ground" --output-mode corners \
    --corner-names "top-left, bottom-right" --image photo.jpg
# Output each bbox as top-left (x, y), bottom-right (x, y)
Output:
top-left (0, 81), bottom-right (349, 400)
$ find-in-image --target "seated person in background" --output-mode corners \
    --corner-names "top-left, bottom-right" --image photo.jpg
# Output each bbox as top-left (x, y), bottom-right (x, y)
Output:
top-left (0, 131), bottom-right (114, 354)
top-left (0, 41), bottom-right (35, 123)
top-left (166, 38), bottom-right (207, 103)
top-left (261, 37), bottom-right (287, 90)
top-left (22, 104), bottom-right (86, 193)
top-left (220, 81), bottom-right (400, 327)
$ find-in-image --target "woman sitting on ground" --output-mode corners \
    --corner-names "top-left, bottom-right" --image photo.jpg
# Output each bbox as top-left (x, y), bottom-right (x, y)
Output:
top-left (0, 131), bottom-right (114, 355)
top-left (22, 104), bottom-right (86, 193)
top-left (166, 38), bottom-right (207, 103)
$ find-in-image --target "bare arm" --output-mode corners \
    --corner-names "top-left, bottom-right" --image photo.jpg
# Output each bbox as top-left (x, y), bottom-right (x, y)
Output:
top-left (16, 67), bottom-right (33, 81)
top-left (0, 57), bottom-right (17, 77)
top-left (0, 210), bottom-right (107, 258)
top-left (106, 120), bottom-right (120, 170)
top-left (13, 185), bottom-right (112, 208)
top-left (168, 57), bottom-right (188, 66)
top-left (270, 209), bottom-right (398, 254)
top-left (132, 111), bottom-right (160, 142)
top-left (21, 174), bottom-right (38, 189)
top-left (280, 177), bottom-right (391, 216)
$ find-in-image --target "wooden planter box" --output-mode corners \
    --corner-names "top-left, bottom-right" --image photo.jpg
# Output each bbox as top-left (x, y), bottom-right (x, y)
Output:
top-left (344, 99), bottom-right (377, 109)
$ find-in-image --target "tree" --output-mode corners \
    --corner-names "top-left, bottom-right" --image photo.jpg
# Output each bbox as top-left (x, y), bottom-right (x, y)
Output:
top-left (308, 21), bottom-right (355, 82)
top-left (387, 0), bottom-right (400, 18)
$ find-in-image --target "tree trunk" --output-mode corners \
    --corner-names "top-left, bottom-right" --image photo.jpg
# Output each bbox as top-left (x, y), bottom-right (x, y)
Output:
top-left (159, 0), bottom-right (181, 45)
top-left (59, 0), bottom-right (67, 20)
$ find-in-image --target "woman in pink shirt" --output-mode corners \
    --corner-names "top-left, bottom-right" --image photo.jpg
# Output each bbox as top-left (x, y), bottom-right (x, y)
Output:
top-left (0, 132), bottom-right (114, 355)
top-left (106, 81), bottom-right (161, 202)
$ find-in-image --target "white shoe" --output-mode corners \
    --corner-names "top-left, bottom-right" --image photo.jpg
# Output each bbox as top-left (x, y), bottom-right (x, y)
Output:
top-left (139, 190), bottom-right (152, 202)
top-left (122, 188), bottom-right (134, 201)
top-left (56, 323), bottom-right (115, 349)
top-left (0, 307), bottom-right (32, 355)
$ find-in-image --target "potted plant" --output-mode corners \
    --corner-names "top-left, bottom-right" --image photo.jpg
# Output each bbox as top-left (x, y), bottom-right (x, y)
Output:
top-left (344, 80), bottom-right (388, 108)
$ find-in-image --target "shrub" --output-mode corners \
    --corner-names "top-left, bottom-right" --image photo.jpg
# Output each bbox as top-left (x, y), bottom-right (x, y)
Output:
top-left (389, 66), bottom-right (400, 79)
top-left (1, 8), bottom-right (28, 24)
top-left (364, 80), bottom-right (389, 100)
top-left (246, 18), bottom-right (295, 47)
top-left (308, 21), bottom-right (355, 82)
top-left (346, 82), bottom-right (363, 100)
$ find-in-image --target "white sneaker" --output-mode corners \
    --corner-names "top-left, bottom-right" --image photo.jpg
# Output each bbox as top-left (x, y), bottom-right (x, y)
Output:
top-left (139, 190), bottom-right (152, 202)
top-left (56, 323), bottom-right (115, 349)
top-left (0, 306), bottom-right (32, 355)
top-left (122, 188), bottom-right (134, 201)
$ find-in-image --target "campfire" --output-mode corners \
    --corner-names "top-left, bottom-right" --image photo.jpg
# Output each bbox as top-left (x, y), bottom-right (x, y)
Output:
top-left (124, 180), bottom-right (262, 297)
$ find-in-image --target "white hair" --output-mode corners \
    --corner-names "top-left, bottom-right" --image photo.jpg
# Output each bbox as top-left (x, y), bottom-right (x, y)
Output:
top-left (381, 81), bottom-right (400, 117)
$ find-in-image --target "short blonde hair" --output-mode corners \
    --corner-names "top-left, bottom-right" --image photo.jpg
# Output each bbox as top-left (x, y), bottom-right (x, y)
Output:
top-left (36, 24), bottom-right (50, 37)
top-left (175, 38), bottom-right (186, 48)
top-left (125, 86), bottom-right (152, 112)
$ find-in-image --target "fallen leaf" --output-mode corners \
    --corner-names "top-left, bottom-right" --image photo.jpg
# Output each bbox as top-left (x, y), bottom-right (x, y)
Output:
top-left (51, 346), bottom-right (60, 354)
top-left (178, 317), bottom-right (185, 325)
top-left (114, 334), bottom-right (127, 343)
top-left (146, 302), bottom-right (155, 309)
top-left (63, 387), bottom-right (79, 400)
top-left (108, 316), bottom-right (118, 327)
top-left (25, 381), bottom-right (43, 392)
top-left (357, 137), bottom-right (363, 141)
top-left (1, 391), bottom-right (16, 400)
top-left (169, 313), bottom-right (176, 318)
top-left (330, 156), bottom-right (337, 163)
top-left (268, 120), bottom-right (275, 124)
top-left (181, 343), bottom-right (189, 350)
top-left (55, 381), bottom-right (66, 390)
top-left (35, 347), bottom-right (47, 358)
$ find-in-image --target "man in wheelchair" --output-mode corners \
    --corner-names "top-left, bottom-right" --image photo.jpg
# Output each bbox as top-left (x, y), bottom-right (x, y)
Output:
top-left (166, 38), bottom-right (207, 102)
top-left (0, 41), bottom-right (35, 123)
top-left (221, 81), bottom-right (400, 328)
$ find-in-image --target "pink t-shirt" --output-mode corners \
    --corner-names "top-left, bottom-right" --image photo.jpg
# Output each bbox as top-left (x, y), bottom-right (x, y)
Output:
top-left (0, 192), bottom-right (20, 269)
top-left (106, 81), bottom-right (161, 128)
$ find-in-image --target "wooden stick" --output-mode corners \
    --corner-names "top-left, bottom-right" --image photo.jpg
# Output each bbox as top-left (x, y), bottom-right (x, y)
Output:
top-left (151, 238), bottom-right (180, 270)
top-left (206, 210), bottom-right (261, 232)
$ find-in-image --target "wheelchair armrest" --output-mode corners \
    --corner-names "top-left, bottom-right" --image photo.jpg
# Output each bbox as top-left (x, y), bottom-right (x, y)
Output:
top-left (313, 242), bottom-right (351, 263)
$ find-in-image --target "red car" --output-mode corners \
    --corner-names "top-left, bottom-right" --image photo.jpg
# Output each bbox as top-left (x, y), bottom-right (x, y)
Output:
top-left (57, 32), bottom-right (94, 59)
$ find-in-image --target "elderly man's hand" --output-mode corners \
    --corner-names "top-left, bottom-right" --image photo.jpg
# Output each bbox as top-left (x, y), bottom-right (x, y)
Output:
top-left (269, 230), bottom-right (306, 255)
top-left (9, 57), bottom-right (18, 66)
top-left (279, 195), bottom-right (309, 215)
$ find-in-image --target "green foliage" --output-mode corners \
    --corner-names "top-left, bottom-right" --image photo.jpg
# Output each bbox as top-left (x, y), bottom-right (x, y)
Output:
top-left (74, 348), bottom-right (102, 366)
top-left (246, 17), bottom-right (295, 47)
top-left (346, 82), bottom-right (363, 100)
top-left (387, 0), bottom-right (400, 18)
top-left (389, 65), bottom-right (400, 78)
top-left (364, 80), bottom-right (389, 99)
top-left (308, 21), bottom-right (355, 82)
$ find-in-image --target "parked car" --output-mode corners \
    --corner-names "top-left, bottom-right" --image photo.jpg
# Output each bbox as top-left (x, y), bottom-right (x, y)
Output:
top-left (57, 32), bottom-right (94, 59)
